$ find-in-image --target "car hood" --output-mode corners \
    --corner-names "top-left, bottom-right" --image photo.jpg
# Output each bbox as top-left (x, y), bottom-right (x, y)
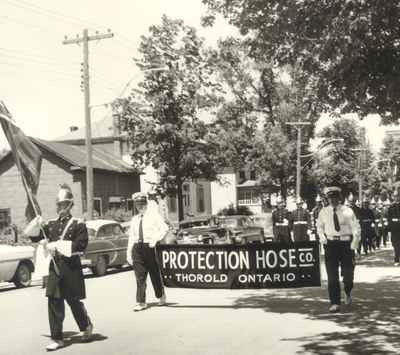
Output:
top-left (0, 245), bottom-right (35, 260)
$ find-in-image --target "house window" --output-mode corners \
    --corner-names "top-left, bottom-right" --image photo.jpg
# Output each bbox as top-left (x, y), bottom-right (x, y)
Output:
top-left (168, 196), bottom-right (177, 213)
top-left (238, 190), bottom-right (260, 205)
top-left (250, 170), bottom-right (256, 180)
top-left (0, 208), bottom-right (11, 231)
top-left (183, 184), bottom-right (191, 207)
top-left (94, 198), bottom-right (102, 217)
top-left (197, 184), bottom-right (205, 213)
top-left (239, 171), bottom-right (246, 181)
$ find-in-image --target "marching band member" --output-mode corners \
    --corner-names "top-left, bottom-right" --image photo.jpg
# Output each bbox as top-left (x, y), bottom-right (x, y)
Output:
top-left (387, 190), bottom-right (400, 266)
top-left (272, 196), bottom-right (292, 243)
top-left (24, 184), bottom-right (93, 351)
top-left (291, 198), bottom-right (311, 242)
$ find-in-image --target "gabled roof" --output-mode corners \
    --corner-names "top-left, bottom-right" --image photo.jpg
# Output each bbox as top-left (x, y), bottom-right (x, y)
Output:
top-left (32, 138), bottom-right (135, 174)
top-left (56, 115), bottom-right (114, 141)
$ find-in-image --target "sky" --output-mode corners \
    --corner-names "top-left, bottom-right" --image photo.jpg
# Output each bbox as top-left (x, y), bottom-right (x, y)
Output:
top-left (0, 0), bottom-right (395, 153)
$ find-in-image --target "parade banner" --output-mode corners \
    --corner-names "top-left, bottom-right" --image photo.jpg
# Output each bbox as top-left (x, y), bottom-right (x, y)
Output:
top-left (157, 241), bottom-right (321, 289)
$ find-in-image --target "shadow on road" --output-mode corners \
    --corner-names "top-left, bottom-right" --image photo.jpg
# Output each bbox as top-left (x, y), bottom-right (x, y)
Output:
top-left (42, 331), bottom-right (108, 349)
top-left (232, 249), bottom-right (400, 355)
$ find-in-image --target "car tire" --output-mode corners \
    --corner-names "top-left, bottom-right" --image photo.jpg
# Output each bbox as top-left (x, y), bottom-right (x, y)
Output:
top-left (93, 255), bottom-right (108, 276)
top-left (13, 262), bottom-right (32, 288)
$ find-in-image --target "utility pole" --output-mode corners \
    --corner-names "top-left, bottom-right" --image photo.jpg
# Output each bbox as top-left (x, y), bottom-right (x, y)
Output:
top-left (351, 128), bottom-right (367, 204)
top-left (286, 122), bottom-right (311, 199)
top-left (63, 29), bottom-right (114, 219)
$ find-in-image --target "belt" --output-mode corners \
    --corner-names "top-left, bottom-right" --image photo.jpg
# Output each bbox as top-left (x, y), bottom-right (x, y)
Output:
top-left (361, 219), bottom-right (373, 223)
top-left (293, 221), bottom-right (308, 225)
top-left (327, 235), bottom-right (352, 241)
top-left (134, 242), bottom-right (149, 247)
top-left (275, 222), bottom-right (289, 226)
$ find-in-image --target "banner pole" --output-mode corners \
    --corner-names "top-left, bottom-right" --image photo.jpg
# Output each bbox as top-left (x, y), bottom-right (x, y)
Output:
top-left (2, 119), bottom-right (60, 276)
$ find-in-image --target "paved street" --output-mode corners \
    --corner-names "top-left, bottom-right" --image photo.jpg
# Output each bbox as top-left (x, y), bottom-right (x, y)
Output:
top-left (1, 247), bottom-right (400, 355)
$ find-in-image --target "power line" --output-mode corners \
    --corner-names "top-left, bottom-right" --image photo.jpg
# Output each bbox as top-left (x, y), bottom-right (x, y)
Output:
top-left (0, 47), bottom-right (80, 66)
top-left (2, 0), bottom-right (107, 31)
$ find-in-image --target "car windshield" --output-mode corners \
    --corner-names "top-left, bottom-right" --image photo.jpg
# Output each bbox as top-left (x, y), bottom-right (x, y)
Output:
top-left (220, 218), bottom-right (241, 228)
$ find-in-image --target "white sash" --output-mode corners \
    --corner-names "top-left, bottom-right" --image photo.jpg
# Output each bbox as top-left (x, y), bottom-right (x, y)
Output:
top-left (34, 217), bottom-right (76, 277)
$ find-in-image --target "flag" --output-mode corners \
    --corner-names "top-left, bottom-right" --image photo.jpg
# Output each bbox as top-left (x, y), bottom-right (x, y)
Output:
top-left (0, 101), bottom-right (42, 221)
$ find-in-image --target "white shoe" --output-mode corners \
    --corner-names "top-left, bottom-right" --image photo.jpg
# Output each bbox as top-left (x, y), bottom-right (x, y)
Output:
top-left (394, 262), bottom-right (399, 266)
top-left (329, 304), bottom-right (340, 313)
top-left (46, 340), bottom-right (64, 351)
top-left (158, 293), bottom-right (167, 306)
top-left (133, 303), bottom-right (147, 312)
top-left (344, 293), bottom-right (352, 306)
top-left (81, 323), bottom-right (93, 341)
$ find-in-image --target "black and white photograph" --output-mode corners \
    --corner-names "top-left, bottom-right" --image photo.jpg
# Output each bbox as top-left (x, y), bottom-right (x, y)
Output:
top-left (1, 1), bottom-right (400, 354)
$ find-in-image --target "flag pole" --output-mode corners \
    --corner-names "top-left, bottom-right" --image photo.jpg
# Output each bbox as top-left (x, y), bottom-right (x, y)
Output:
top-left (1, 118), bottom-right (60, 276)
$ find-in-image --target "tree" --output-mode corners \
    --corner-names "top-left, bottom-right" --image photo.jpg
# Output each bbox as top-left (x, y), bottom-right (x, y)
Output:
top-left (208, 37), bottom-right (321, 198)
top-left (202, 0), bottom-right (400, 123)
top-left (114, 16), bottom-right (222, 221)
top-left (377, 135), bottom-right (400, 194)
top-left (311, 118), bottom-right (361, 195)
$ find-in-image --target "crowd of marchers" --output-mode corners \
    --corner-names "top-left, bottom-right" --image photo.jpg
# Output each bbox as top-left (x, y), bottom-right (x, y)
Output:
top-left (272, 192), bottom-right (400, 265)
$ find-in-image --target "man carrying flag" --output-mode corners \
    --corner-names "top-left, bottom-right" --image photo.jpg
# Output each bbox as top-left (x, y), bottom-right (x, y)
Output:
top-left (0, 103), bottom-right (93, 351)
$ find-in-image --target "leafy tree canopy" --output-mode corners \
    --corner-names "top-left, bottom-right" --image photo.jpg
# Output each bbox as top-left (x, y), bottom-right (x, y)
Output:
top-left (202, 0), bottom-right (400, 123)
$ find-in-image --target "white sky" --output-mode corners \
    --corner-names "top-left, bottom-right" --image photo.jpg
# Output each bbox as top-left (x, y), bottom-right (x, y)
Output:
top-left (0, 0), bottom-right (236, 147)
top-left (0, 0), bottom-right (394, 153)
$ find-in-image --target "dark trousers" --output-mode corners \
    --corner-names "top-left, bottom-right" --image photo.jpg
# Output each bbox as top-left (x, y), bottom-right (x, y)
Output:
top-left (324, 241), bottom-right (355, 305)
top-left (273, 226), bottom-right (292, 243)
top-left (293, 225), bottom-right (309, 242)
top-left (358, 229), bottom-right (369, 254)
top-left (376, 228), bottom-right (383, 248)
top-left (392, 236), bottom-right (400, 263)
top-left (48, 297), bottom-right (90, 340)
top-left (132, 243), bottom-right (163, 303)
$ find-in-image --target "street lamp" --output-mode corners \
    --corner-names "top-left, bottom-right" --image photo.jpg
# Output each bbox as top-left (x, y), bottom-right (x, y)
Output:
top-left (301, 138), bottom-right (344, 170)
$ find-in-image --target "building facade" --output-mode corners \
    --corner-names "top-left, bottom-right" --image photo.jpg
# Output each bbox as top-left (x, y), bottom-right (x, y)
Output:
top-left (0, 137), bottom-right (140, 230)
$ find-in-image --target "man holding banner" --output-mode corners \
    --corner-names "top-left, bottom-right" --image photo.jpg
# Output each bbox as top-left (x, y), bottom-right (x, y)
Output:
top-left (317, 186), bottom-right (360, 313)
top-left (127, 192), bottom-right (169, 311)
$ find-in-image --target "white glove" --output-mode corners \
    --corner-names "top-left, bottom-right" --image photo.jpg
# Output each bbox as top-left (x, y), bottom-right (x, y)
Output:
top-left (127, 254), bottom-right (133, 266)
top-left (319, 234), bottom-right (328, 245)
top-left (283, 218), bottom-right (289, 225)
top-left (350, 239), bottom-right (359, 251)
top-left (23, 216), bottom-right (44, 236)
top-left (371, 223), bottom-right (375, 227)
top-left (307, 229), bottom-right (311, 236)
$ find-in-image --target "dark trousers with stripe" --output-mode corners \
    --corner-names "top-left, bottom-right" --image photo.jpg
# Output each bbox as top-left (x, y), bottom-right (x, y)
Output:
top-left (324, 240), bottom-right (355, 305)
top-left (48, 297), bottom-right (91, 340)
top-left (132, 243), bottom-right (163, 303)
top-left (392, 236), bottom-right (400, 263)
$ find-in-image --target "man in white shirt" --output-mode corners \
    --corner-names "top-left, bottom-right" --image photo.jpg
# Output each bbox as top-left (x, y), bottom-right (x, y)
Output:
top-left (317, 186), bottom-right (360, 313)
top-left (127, 192), bottom-right (169, 311)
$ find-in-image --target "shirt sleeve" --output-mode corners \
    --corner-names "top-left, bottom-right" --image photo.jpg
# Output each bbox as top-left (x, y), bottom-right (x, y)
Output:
top-left (316, 208), bottom-right (327, 243)
top-left (154, 215), bottom-right (169, 244)
top-left (349, 209), bottom-right (361, 244)
top-left (127, 217), bottom-right (136, 255)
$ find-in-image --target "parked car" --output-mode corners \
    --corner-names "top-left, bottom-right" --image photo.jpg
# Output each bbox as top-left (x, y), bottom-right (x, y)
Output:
top-left (176, 226), bottom-right (230, 245)
top-left (0, 244), bottom-right (35, 287)
top-left (175, 216), bottom-right (221, 245)
top-left (82, 220), bottom-right (128, 276)
top-left (252, 214), bottom-right (274, 241)
top-left (217, 215), bottom-right (265, 244)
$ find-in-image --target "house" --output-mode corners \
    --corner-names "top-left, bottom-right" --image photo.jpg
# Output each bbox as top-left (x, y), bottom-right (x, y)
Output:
top-left (56, 114), bottom-right (213, 224)
top-left (0, 136), bottom-right (140, 229)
